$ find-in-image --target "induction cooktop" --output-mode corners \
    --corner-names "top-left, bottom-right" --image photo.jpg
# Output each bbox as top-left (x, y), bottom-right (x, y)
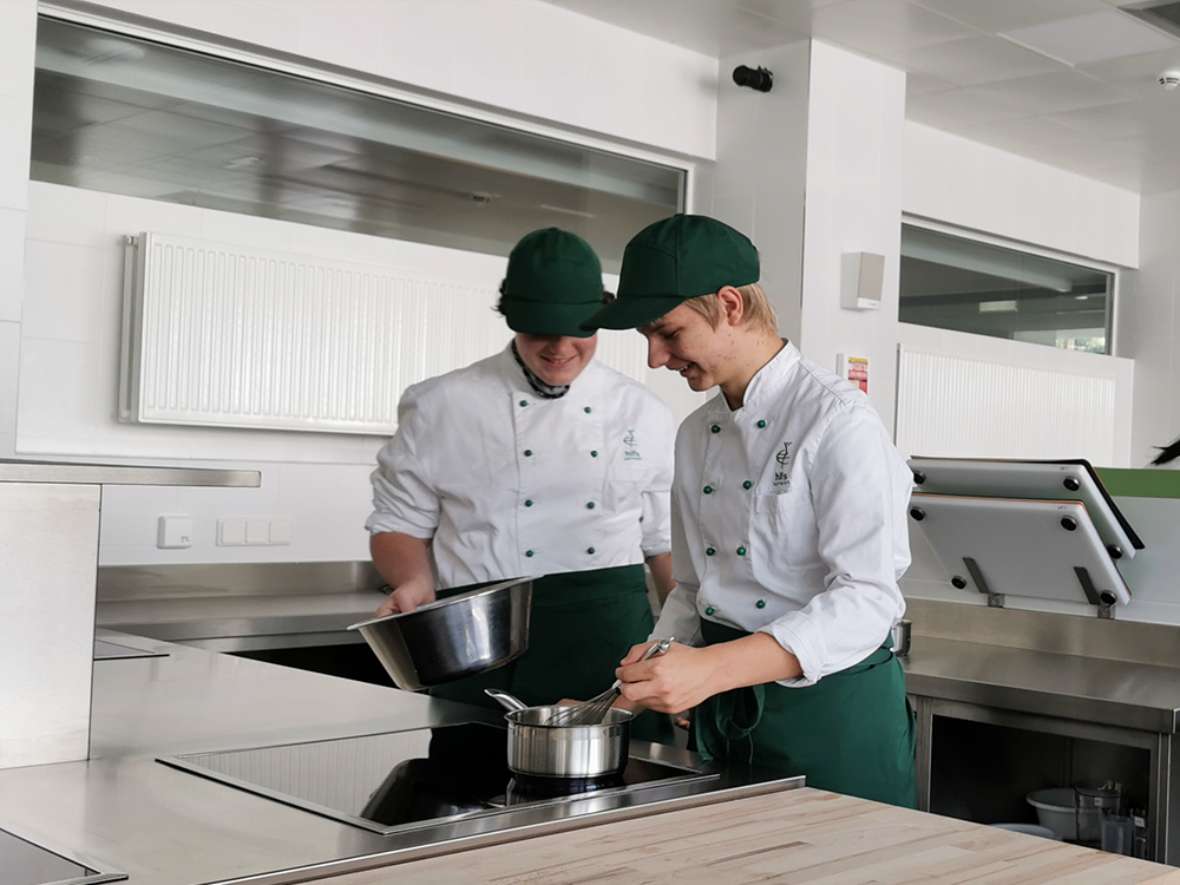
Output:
top-left (0, 827), bottom-right (125, 885)
top-left (159, 722), bottom-right (717, 835)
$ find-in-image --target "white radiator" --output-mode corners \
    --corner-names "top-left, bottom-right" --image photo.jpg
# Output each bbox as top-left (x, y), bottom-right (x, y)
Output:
top-left (895, 324), bottom-right (1132, 466)
top-left (119, 233), bottom-right (647, 435)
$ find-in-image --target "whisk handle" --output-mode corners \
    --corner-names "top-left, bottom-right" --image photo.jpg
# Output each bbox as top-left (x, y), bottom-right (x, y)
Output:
top-left (609, 637), bottom-right (674, 689)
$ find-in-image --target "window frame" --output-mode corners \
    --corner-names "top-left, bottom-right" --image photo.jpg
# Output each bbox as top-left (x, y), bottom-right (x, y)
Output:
top-left (901, 214), bottom-right (1122, 357)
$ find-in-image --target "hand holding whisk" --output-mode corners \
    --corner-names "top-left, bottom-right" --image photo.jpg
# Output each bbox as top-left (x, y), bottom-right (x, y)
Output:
top-left (546, 638), bottom-right (674, 727)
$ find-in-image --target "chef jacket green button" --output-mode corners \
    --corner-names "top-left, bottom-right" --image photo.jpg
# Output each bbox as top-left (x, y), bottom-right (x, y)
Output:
top-left (710, 424), bottom-right (721, 433)
top-left (742, 480), bottom-right (753, 490)
top-left (755, 599), bottom-right (766, 609)
top-left (590, 450), bottom-right (598, 458)
top-left (525, 549), bottom-right (535, 557)
top-left (703, 485), bottom-right (714, 494)
top-left (705, 606), bottom-right (716, 616)
top-left (523, 449), bottom-right (533, 457)
top-left (519, 399), bottom-right (528, 407)
top-left (586, 501), bottom-right (596, 509)
top-left (584, 406), bottom-right (592, 414)
top-left (524, 499), bottom-right (534, 507)
top-left (736, 546), bottom-right (747, 556)
top-left (586, 546), bottom-right (596, 555)
top-left (756, 419), bottom-right (767, 429)
top-left (705, 546), bottom-right (716, 556)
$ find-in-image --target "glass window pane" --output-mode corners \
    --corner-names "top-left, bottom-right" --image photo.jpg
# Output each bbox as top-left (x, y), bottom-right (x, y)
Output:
top-left (30, 18), bottom-right (685, 271)
top-left (899, 224), bottom-right (1112, 355)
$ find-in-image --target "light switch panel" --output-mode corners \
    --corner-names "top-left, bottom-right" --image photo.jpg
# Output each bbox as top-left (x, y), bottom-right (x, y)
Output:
top-left (157, 515), bottom-right (193, 549)
top-left (218, 518), bottom-right (247, 546)
top-left (246, 518), bottom-right (269, 545)
top-left (269, 518), bottom-right (292, 545)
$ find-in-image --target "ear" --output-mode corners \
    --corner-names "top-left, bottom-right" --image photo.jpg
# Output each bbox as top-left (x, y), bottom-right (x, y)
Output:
top-left (716, 286), bottom-right (745, 327)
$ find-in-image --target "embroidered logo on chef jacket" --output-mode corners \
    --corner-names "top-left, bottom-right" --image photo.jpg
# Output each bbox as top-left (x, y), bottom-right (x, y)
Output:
top-left (623, 429), bottom-right (641, 461)
top-left (772, 441), bottom-right (794, 491)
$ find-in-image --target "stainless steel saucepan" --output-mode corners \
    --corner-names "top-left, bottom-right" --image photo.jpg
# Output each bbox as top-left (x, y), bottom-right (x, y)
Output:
top-left (485, 688), bottom-right (631, 779)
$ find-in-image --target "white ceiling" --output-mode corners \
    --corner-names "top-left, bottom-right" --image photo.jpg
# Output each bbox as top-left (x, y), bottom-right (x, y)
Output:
top-left (543, 0), bottom-right (1180, 194)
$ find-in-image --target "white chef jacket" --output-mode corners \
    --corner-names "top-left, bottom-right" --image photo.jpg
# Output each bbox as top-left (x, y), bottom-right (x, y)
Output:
top-left (651, 342), bottom-right (912, 687)
top-left (366, 344), bottom-right (675, 589)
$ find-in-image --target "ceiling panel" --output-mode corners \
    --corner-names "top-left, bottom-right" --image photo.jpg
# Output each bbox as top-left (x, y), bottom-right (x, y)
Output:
top-left (911, 0), bottom-right (1112, 32)
top-left (1002, 9), bottom-right (1177, 64)
top-left (809, 0), bottom-right (975, 66)
top-left (907, 35), bottom-right (1066, 86)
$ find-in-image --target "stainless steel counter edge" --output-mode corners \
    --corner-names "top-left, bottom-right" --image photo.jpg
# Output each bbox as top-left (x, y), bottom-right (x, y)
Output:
top-left (201, 776), bottom-right (805, 885)
top-left (903, 637), bottom-right (1180, 734)
top-left (0, 460), bottom-right (260, 486)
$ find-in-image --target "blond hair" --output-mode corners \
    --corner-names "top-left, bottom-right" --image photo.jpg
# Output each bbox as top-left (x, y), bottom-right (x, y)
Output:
top-left (683, 283), bottom-right (778, 335)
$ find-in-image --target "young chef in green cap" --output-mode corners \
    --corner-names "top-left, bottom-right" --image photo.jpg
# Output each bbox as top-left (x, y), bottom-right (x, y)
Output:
top-left (583, 214), bottom-right (916, 804)
top-left (366, 227), bottom-right (675, 742)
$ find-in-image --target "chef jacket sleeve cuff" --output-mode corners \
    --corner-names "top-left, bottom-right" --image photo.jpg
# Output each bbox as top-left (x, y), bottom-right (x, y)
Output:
top-left (640, 489), bottom-right (672, 557)
top-left (757, 618), bottom-right (821, 688)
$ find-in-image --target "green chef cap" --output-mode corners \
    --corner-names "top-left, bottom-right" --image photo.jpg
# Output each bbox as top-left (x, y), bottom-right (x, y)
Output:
top-left (499, 228), bottom-right (604, 338)
top-left (582, 214), bottom-right (759, 330)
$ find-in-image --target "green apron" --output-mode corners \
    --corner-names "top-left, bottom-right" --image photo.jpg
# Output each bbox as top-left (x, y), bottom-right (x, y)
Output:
top-left (691, 620), bottom-right (916, 807)
top-left (429, 564), bottom-right (673, 744)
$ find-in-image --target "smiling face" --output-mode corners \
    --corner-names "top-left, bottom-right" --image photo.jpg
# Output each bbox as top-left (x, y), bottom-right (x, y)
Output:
top-left (514, 332), bottom-right (598, 386)
top-left (639, 295), bottom-right (745, 392)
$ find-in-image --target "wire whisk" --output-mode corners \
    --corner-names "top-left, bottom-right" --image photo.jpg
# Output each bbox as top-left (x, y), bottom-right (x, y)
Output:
top-left (546, 637), bottom-right (673, 727)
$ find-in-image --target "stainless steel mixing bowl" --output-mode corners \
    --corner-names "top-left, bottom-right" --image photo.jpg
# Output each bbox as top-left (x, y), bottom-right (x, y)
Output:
top-left (349, 577), bottom-right (534, 691)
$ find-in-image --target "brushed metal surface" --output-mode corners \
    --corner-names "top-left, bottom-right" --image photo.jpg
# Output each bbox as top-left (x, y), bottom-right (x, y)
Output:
top-left (906, 598), bottom-right (1180, 668)
top-left (351, 578), bottom-right (533, 691)
top-left (96, 561), bottom-right (382, 601)
top-left (0, 633), bottom-right (803, 885)
top-left (0, 459), bottom-right (259, 487)
top-left (903, 636), bottom-right (1180, 733)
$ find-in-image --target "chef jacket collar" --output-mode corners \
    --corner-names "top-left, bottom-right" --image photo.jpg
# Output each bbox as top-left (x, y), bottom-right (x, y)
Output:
top-left (706, 339), bottom-right (799, 421)
top-left (495, 342), bottom-right (605, 399)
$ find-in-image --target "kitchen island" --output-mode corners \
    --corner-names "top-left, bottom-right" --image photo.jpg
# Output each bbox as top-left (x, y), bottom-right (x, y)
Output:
top-left (0, 631), bottom-right (798, 884)
top-left (0, 629), bottom-right (1175, 882)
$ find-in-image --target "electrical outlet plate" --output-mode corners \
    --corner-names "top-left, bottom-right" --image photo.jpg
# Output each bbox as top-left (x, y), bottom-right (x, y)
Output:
top-left (157, 515), bottom-right (193, 549)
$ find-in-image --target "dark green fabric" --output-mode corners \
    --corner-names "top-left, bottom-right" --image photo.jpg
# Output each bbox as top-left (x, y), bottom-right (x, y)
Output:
top-left (584, 214), bottom-right (760, 331)
top-left (690, 620), bottom-right (916, 808)
top-left (1097, 468), bottom-right (1180, 500)
top-left (429, 565), bottom-right (674, 744)
top-left (500, 228), bottom-right (603, 338)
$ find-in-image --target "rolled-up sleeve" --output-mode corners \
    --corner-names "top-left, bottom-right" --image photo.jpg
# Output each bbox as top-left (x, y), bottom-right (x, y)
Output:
top-left (639, 405), bottom-right (676, 557)
top-left (364, 386), bottom-right (439, 539)
top-left (757, 408), bottom-right (908, 686)
top-left (650, 486), bottom-right (703, 646)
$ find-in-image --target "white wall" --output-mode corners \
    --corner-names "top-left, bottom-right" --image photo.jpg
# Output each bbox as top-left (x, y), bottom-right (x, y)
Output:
top-left (709, 40), bottom-right (811, 342)
top-left (904, 122), bottom-right (1140, 269)
top-left (0, 0), bottom-right (35, 459)
top-left (1121, 190), bottom-right (1180, 468)
top-left (799, 42), bottom-right (906, 434)
top-left (21, 182), bottom-right (699, 566)
top-left (77, 0), bottom-right (719, 161)
top-left (896, 322), bottom-right (1134, 467)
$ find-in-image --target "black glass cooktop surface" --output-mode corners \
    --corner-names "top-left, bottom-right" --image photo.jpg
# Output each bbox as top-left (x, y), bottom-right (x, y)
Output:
top-left (0, 827), bottom-right (125, 885)
top-left (159, 722), bottom-right (715, 835)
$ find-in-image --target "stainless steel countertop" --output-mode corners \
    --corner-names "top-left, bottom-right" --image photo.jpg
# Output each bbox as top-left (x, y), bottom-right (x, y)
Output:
top-left (0, 633), bottom-right (799, 885)
top-left (903, 636), bottom-right (1180, 733)
top-left (0, 458), bottom-right (260, 486)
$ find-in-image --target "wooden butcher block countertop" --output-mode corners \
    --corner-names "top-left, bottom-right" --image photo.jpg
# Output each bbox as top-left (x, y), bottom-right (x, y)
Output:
top-left (316, 788), bottom-right (1180, 884)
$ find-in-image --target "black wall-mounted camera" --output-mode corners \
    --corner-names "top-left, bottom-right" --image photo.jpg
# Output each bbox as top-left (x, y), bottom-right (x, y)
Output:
top-left (732, 65), bottom-right (773, 93)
